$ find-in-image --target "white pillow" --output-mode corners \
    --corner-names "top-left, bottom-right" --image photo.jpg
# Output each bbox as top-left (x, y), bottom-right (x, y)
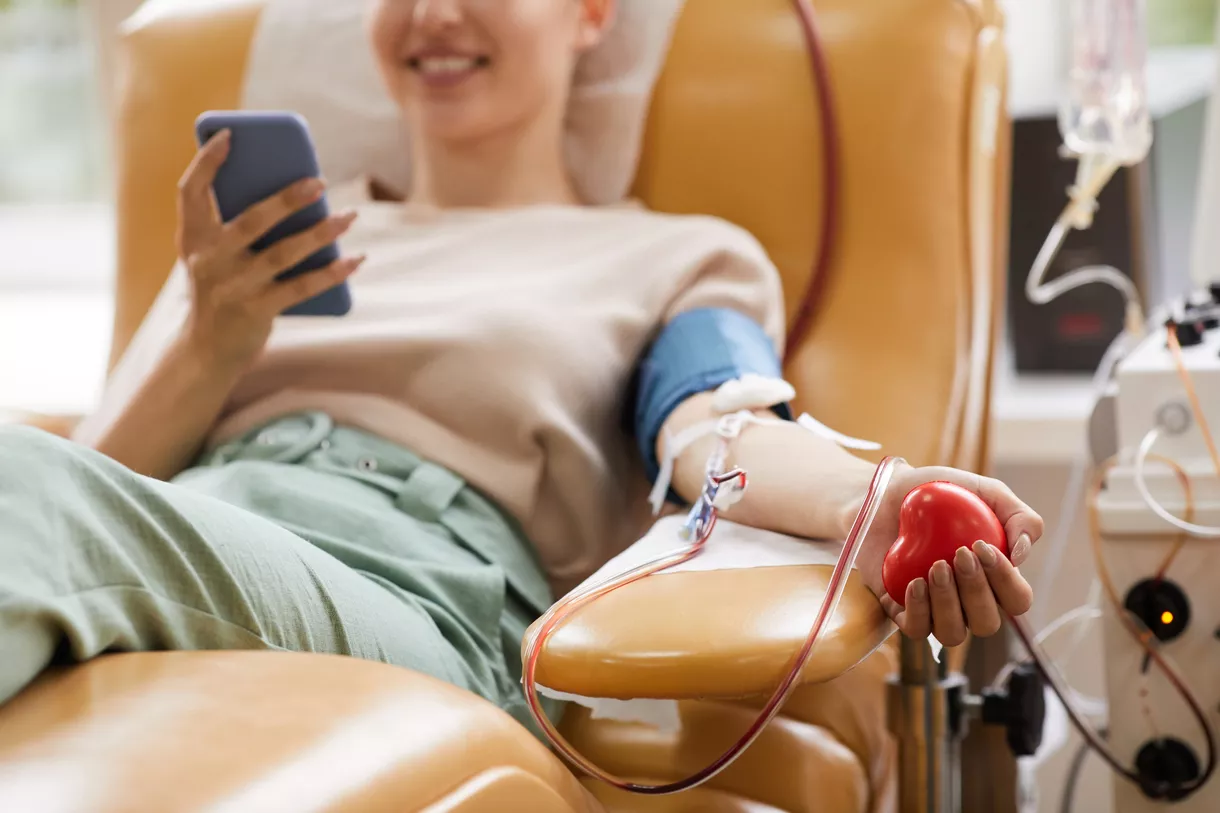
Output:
top-left (241, 0), bottom-right (686, 204)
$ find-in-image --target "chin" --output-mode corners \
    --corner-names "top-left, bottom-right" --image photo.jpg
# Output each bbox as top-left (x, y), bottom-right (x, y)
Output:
top-left (403, 109), bottom-right (486, 143)
top-left (399, 96), bottom-right (512, 146)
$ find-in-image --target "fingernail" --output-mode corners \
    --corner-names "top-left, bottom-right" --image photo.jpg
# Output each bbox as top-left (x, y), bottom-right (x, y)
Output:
top-left (339, 208), bottom-right (358, 223)
top-left (347, 254), bottom-right (368, 271)
top-left (1011, 533), bottom-right (1032, 567)
top-left (973, 540), bottom-right (998, 568)
top-left (931, 560), bottom-right (952, 587)
top-left (300, 179), bottom-right (323, 199)
top-left (216, 129), bottom-right (231, 143)
top-left (954, 546), bottom-right (978, 576)
top-left (911, 578), bottom-right (927, 601)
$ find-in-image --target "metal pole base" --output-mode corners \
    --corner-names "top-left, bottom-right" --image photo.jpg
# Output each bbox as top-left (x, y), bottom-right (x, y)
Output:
top-left (889, 636), bottom-right (971, 813)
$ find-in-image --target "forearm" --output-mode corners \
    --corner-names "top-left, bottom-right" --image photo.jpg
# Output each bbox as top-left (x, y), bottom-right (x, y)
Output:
top-left (662, 392), bottom-right (878, 540)
top-left (73, 332), bottom-right (243, 480)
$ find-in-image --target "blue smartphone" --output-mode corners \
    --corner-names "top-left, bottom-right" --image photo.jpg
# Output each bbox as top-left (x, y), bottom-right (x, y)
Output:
top-left (194, 110), bottom-right (352, 317)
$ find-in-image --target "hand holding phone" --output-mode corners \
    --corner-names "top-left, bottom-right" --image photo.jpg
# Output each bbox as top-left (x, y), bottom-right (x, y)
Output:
top-left (194, 111), bottom-right (355, 317)
top-left (174, 115), bottom-right (365, 371)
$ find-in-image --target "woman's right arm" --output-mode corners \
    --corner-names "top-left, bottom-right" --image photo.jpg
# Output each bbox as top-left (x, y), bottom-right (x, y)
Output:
top-left (73, 130), bottom-right (365, 480)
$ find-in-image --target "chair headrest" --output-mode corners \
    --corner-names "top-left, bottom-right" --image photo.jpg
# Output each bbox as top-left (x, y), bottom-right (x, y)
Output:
top-left (242, 0), bottom-right (685, 204)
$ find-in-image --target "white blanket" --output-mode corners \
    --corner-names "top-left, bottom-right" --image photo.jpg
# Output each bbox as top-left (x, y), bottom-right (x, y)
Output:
top-left (242, 0), bottom-right (686, 204)
top-left (535, 516), bottom-right (937, 732)
top-left (535, 516), bottom-right (847, 733)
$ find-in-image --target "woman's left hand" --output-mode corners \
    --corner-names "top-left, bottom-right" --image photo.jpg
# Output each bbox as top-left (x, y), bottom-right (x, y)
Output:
top-left (854, 462), bottom-right (1044, 647)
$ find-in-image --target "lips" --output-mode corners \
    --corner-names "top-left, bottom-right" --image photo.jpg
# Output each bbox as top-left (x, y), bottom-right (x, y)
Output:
top-left (405, 52), bottom-right (490, 87)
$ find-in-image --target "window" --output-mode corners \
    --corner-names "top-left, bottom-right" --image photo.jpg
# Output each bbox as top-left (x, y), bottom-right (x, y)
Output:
top-left (0, 0), bottom-right (112, 291)
top-left (0, 0), bottom-right (112, 415)
top-left (0, 0), bottom-right (103, 203)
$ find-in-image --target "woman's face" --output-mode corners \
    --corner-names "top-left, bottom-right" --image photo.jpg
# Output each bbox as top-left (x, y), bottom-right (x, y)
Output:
top-left (369, 0), bottom-right (609, 143)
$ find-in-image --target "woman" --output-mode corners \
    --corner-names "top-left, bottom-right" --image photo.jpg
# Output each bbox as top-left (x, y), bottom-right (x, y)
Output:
top-left (0, 0), bottom-right (1041, 736)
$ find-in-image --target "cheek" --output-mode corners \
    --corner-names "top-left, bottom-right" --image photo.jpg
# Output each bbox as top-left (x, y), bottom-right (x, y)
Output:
top-left (475, 54), bottom-right (565, 133)
top-left (487, 1), bottom-right (580, 87)
top-left (368, 3), bottom-right (412, 97)
top-left (498, 27), bottom-right (578, 102)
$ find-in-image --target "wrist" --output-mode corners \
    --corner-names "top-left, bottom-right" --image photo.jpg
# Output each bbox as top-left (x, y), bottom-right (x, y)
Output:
top-left (172, 327), bottom-right (250, 389)
top-left (833, 456), bottom-right (893, 539)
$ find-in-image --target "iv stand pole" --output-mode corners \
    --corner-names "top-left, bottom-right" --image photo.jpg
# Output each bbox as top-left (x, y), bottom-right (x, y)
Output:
top-left (889, 635), bottom-right (970, 813)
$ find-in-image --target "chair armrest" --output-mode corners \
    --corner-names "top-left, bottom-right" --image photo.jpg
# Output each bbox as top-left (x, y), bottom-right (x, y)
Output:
top-left (532, 564), bottom-right (892, 700)
top-left (0, 411), bottom-right (82, 438)
top-left (0, 652), bottom-right (601, 813)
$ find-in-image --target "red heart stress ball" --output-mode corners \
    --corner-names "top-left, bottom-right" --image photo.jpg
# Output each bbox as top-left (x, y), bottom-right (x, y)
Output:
top-left (883, 481), bottom-right (1009, 605)
top-left (526, 467), bottom-right (1214, 800)
top-left (524, 463), bottom-right (1031, 796)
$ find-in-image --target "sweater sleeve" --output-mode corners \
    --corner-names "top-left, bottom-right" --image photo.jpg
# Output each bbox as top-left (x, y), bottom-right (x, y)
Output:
top-left (631, 220), bottom-right (790, 487)
top-left (661, 220), bottom-right (786, 355)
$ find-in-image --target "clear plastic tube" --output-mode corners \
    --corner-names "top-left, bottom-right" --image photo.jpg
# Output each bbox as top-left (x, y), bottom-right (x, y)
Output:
top-left (992, 596), bottom-right (1103, 697)
top-left (1039, 605), bottom-right (1103, 649)
top-left (1135, 429), bottom-right (1220, 537)
top-left (1059, 579), bottom-right (1104, 664)
top-left (1032, 329), bottom-right (1134, 628)
top-left (1026, 0), bottom-right (1152, 337)
top-left (1036, 456), bottom-right (1217, 801)
top-left (1008, 613), bottom-right (1204, 788)
top-left (520, 456), bottom-right (901, 795)
top-left (1026, 208), bottom-right (1140, 311)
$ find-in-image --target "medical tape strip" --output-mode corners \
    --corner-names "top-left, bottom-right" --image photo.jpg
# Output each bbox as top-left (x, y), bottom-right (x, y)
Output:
top-left (649, 377), bottom-right (881, 515)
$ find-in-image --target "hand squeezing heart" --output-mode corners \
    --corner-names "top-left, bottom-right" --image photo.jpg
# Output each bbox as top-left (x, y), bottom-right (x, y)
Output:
top-left (883, 481), bottom-right (1009, 606)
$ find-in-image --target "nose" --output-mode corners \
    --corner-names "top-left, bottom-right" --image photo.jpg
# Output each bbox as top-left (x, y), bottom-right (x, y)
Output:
top-left (412, 0), bottom-right (463, 28)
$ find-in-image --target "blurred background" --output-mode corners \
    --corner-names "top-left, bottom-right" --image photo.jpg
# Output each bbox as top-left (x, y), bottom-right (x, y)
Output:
top-left (0, 0), bottom-right (116, 418)
top-left (991, 3), bottom-right (1216, 811)
top-left (1, 1), bottom-right (1220, 810)
top-left (0, 0), bottom-right (105, 205)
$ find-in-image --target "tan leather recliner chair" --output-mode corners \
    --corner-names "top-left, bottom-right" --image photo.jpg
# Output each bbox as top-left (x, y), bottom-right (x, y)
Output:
top-left (0, 1), bottom-right (1010, 811)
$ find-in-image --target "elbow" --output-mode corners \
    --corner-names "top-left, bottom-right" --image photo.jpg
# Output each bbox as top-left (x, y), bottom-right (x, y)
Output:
top-left (633, 308), bottom-right (793, 503)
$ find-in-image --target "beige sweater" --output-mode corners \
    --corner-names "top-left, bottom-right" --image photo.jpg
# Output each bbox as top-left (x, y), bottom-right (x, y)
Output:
top-left (97, 181), bottom-right (785, 593)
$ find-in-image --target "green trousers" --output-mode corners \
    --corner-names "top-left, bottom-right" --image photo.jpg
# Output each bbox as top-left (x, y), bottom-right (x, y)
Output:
top-left (0, 412), bottom-right (561, 735)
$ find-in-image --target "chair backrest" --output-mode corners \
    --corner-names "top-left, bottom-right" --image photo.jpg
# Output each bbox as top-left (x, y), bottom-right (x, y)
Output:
top-left (111, 0), bottom-right (1009, 470)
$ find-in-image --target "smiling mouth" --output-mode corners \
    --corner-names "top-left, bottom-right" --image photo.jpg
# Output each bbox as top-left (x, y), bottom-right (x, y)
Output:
top-left (406, 55), bottom-right (491, 77)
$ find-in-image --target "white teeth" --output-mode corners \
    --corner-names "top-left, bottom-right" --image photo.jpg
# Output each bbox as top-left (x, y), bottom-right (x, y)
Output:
top-left (416, 57), bottom-right (477, 75)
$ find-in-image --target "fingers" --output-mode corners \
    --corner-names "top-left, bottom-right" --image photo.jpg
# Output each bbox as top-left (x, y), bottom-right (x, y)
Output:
top-left (880, 594), bottom-right (901, 626)
top-left (928, 560), bottom-right (968, 646)
top-left (974, 540), bottom-right (1034, 617)
top-left (264, 254), bottom-right (366, 314)
top-left (953, 546), bottom-right (1002, 636)
top-left (178, 130), bottom-right (231, 208)
top-left (976, 475), bottom-right (1045, 563)
top-left (245, 211), bottom-right (358, 286)
top-left (890, 546), bottom-right (1025, 645)
top-left (881, 579), bottom-right (931, 639)
top-left (900, 578), bottom-right (931, 638)
top-left (177, 130), bottom-right (231, 253)
top-left (222, 177), bottom-right (327, 252)
top-left (1009, 532), bottom-right (1033, 567)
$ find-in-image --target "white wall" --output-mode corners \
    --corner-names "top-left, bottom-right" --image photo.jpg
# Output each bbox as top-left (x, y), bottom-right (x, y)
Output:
top-left (82, 0), bottom-right (146, 123)
top-left (1191, 9), bottom-right (1220, 287)
top-left (1003, 0), bottom-right (1067, 118)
